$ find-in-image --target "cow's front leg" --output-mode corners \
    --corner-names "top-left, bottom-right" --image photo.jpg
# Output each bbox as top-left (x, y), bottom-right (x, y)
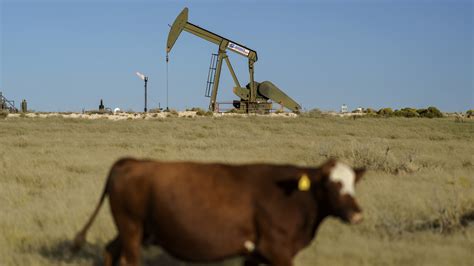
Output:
top-left (243, 251), bottom-right (270, 266)
top-left (270, 256), bottom-right (293, 266)
top-left (255, 221), bottom-right (295, 265)
top-left (264, 248), bottom-right (293, 266)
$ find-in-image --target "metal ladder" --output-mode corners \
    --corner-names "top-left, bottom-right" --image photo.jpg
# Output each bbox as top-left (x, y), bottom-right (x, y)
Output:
top-left (205, 53), bottom-right (218, 97)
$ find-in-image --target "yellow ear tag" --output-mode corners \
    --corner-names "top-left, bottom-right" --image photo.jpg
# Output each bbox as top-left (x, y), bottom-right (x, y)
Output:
top-left (298, 174), bottom-right (311, 191)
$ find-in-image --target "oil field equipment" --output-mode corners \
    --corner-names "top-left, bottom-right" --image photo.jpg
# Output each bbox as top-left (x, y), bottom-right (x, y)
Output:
top-left (99, 99), bottom-right (105, 111)
top-left (136, 72), bottom-right (149, 112)
top-left (0, 91), bottom-right (18, 112)
top-left (166, 7), bottom-right (301, 113)
top-left (21, 99), bottom-right (27, 113)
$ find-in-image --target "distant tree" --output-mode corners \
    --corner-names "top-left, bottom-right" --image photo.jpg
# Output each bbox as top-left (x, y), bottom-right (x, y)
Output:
top-left (417, 106), bottom-right (443, 118)
top-left (377, 108), bottom-right (393, 116)
top-left (365, 108), bottom-right (376, 114)
top-left (393, 108), bottom-right (419, 118)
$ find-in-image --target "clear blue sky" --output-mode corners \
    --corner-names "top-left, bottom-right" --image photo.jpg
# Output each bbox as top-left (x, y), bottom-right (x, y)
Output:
top-left (1, 0), bottom-right (472, 112)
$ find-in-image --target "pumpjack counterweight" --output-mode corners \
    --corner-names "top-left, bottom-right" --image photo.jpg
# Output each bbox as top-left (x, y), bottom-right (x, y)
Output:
top-left (166, 7), bottom-right (301, 113)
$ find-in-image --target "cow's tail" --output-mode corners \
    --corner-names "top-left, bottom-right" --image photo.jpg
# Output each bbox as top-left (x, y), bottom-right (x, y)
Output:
top-left (71, 177), bottom-right (110, 252)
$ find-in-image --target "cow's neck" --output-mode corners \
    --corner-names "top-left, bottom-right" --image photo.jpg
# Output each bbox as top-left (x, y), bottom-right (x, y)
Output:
top-left (296, 177), bottom-right (329, 250)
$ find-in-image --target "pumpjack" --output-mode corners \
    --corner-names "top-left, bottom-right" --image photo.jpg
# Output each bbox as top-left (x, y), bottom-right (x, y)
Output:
top-left (166, 7), bottom-right (301, 113)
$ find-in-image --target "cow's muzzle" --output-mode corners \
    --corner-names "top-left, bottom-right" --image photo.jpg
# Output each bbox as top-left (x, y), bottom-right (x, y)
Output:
top-left (349, 212), bottom-right (363, 224)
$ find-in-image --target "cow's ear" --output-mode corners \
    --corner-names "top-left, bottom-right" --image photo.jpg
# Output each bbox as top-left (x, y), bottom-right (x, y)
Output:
top-left (276, 174), bottom-right (312, 195)
top-left (354, 167), bottom-right (366, 183)
top-left (320, 158), bottom-right (337, 181)
top-left (275, 179), bottom-right (299, 196)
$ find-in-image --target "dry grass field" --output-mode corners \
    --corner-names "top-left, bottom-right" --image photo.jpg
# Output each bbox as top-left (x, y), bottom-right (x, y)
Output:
top-left (0, 115), bottom-right (473, 266)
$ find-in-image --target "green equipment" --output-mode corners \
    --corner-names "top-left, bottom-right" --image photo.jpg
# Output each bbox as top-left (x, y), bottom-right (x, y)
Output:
top-left (21, 99), bottom-right (27, 113)
top-left (166, 7), bottom-right (301, 113)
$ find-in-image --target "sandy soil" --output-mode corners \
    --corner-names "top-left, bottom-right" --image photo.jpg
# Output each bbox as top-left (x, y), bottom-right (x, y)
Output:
top-left (5, 111), bottom-right (299, 120)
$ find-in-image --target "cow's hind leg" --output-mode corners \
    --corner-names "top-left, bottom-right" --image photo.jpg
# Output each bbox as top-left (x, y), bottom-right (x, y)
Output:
top-left (104, 236), bottom-right (121, 266)
top-left (117, 218), bottom-right (143, 266)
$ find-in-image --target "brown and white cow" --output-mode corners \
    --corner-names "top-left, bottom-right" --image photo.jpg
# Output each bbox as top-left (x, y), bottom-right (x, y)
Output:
top-left (72, 158), bottom-right (365, 266)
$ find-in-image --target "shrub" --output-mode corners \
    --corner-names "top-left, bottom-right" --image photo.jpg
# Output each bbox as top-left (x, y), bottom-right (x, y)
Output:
top-left (188, 107), bottom-right (204, 112)
top-left (0, 110), bottom-right (8, 119)
top-left (427, 106), bottom-right (443, 117)
top-left (168, 109), bottom-right (179, 116)
top-left (195, 110), bottom-right (205, 116)
top-left (417, 106), bottom-right (443, 118)
top-left (393, 108), bottom-right (420, 118)
top-left (194, 108), bottom-right (207, 116)
top-left (466, 109), bottom-right (474, 117)
top-left (149, 108), bottom-right (161, 113)
top-left (365, 108), bottom-right (377, 114)
top-left (301, 108), bottom-right (322, 118)
top-left (377, 108), bottom-right (393, 116)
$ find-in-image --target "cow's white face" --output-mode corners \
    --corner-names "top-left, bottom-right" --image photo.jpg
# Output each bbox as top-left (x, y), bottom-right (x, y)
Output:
top-left (329, 162), bottom-right (356, 196)
top-left (322, 160), bottom-right (365, 224)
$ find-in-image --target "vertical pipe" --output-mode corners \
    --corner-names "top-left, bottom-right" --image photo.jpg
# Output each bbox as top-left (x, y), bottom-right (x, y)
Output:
top-left (144, 77), bottom-right (148, 112)
top-left (166, 54), bottom-right (169, 111)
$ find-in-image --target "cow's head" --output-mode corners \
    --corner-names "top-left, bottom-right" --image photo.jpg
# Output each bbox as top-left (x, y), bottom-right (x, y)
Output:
top-left (318, 159), bottom-right (365, 224)
top-left (275, 159), bottom-right (365, 224)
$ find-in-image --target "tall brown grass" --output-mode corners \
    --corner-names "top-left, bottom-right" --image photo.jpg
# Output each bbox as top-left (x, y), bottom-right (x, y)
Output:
top-left (0, 116), bottom-right (473, 265)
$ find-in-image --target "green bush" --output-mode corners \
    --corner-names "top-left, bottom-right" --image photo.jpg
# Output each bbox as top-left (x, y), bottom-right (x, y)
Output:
top-left (377, 108), bottom-right (393, 116)
top-left (393, 108), bottom-right (420, 118)
top-left (417, 106), bottom-right (443, 118)
top-left (188, 107), bottom-right (205, 112)
top-left (195, 109), bottom-right (205, 116)
top-left (195, 110), bottom-right (213, 116)
top-left (365, 108), bottom-right (377, 114)
top-left (149, 108), bottom-right (161, 113)
top-left (301, 108), bottom-right (322, 118)
top-left (466, 109), bottom-right (474, 117)
top-left (194, 108), bottom-right (208, 116)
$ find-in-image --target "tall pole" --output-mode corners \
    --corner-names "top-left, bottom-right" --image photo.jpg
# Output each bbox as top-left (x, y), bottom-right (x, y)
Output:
top-left (166, 54), bottom-right (169, 111)
top-left (144, 76), bottom-right (148, 112)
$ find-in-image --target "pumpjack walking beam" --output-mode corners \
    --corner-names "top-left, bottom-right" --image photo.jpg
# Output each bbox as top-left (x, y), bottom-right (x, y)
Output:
top-left (167, 8), bottom-right (258, 112)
